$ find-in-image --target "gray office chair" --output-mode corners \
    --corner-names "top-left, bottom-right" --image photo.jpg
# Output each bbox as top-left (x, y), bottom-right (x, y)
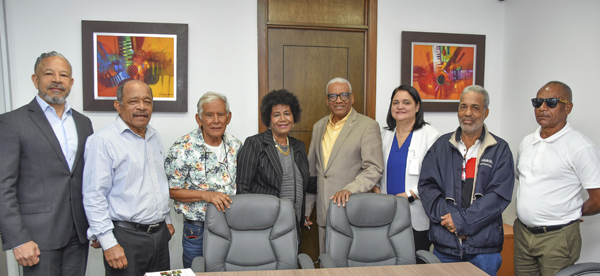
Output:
top-left (319, 193), bottom-right (440, 268)
top-left (191, 194), bottom-right (314, 272)
top-left (555, 263), bottom-right (600, 276)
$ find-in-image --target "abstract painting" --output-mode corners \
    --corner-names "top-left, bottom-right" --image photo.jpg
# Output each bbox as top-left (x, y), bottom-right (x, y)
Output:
top-left (402, 32), bottom-right (485, 112)
top-left (82, 21), bottom-right (188, 112)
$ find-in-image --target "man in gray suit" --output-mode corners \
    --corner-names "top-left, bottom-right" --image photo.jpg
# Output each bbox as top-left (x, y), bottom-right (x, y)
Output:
top-left (305, 77), bottom-right (384, 254)
top-left (0, 51), bottom-right (93, 276)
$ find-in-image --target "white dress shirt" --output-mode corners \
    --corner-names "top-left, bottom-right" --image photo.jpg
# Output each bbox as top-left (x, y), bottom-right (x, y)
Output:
top-left (83, 116), bottom-right (171, 250)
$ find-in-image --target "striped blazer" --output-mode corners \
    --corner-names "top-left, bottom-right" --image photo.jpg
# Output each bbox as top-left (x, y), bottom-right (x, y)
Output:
top-left (236, 129), bottom-right (309, 198)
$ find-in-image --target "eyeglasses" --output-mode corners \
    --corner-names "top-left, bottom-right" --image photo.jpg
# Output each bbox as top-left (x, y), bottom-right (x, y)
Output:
top-left (327, 92), bottom-right (352, 102)
top-left (531, 98), bottom-right (570, 108)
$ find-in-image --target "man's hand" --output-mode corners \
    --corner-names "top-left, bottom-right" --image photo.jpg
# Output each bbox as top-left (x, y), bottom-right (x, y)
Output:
top-left (330, 190), bottom-right (352, 207)
top-left (205, 191), bottom-right (233, 212)
top-left (441, 213), bottom-right (456, 233)
top-left (90, 239), bottom-right (101, 249)
top-left (304, 216), bottom-right (313, 227)
top-left (372, 186), bottom-right (381, 193)
top-left (13, 241), bottom-right (40, 266)
top-left (104, 244), bottom-right (128, 270)
top-left (167, 224), bottom-right (175, 236)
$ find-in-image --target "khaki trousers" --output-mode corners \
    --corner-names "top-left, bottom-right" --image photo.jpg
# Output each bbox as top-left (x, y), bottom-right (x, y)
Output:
top-left (514, 218), bottom-right (581, 276)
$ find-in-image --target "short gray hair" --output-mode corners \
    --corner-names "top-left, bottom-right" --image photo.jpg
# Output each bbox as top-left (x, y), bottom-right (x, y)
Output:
top-left (460, 85), bottom-right (489, 109)
top-left (542, 81), bottom-right (572, 102)
top-left (326, 77), bottom-right (352, 94)
top-left (116, 80), bottom-right (153, 104)
top-left (197, 92), bottom-right (230, 116)
top-left (34, 51), bottom-right (72, 73)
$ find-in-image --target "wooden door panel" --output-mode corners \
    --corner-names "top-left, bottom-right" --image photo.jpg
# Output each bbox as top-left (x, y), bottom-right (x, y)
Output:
top-left (268, 29), bottom-right (365, 147)
top-left (267, 0), bottom-right (366, 25)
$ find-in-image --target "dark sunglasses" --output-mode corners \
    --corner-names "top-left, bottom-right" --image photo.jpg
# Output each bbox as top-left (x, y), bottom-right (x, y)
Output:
top-left (327, 92), bottom-right (352, 102)
top-left (531, 98), bottom-right (569, 108)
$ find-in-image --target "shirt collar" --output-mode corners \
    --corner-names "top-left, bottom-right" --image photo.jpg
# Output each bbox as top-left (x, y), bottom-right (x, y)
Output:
top-left (35, 95), bottom-right (72, 116)
top-left (328, 108), bottom-right (352, 126)
top-left (532, 122), bottom-right (572, 144)
top-left (115, 115), bottom-right (155, 139)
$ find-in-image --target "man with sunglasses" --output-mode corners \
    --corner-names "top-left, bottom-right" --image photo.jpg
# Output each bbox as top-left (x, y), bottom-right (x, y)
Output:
top-left (514, 81), bottom-right (600, 276)
top-left (305, 77), bottom-right (384, 254)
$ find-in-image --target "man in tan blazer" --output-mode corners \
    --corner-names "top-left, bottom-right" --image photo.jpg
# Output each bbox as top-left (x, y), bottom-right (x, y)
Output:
top-left (305, 77), bottom-right (384, 253)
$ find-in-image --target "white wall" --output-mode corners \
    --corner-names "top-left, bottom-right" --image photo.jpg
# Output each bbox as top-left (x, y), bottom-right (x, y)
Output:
top-left (502, 0), bottom-right (600, 263)
top-left (376, 0), bottom-right (506, 136)
top-left (3, 0), bottom-right (600, 273)
top-left (4, 0), bottom-right (258, 274)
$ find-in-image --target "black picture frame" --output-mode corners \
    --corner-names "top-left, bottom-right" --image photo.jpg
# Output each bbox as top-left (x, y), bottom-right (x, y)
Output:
top-left (401, 31), bottom-right (485, 112)
top-left (82, 20), bottom-right (188, 112)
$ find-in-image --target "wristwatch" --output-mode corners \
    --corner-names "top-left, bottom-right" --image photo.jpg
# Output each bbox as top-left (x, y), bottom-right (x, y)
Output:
top-left (407, 194), bottom-right (414, 203)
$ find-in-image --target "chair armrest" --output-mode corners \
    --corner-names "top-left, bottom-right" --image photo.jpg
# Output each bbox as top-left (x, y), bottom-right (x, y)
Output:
top-left (298, 253), bottom-right (315, 269)
top-left (318, 253), bottom-right (336, 268)
top-left (555, 262), bottom-right (600, 276)
top-left (416, 250), bottom-right (440, 264)
top-left (191, 256), bottom-right (206, 272)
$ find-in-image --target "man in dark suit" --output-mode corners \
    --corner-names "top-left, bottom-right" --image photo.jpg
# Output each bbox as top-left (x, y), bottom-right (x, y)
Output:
top-left (0, 51), bottom-right (93, 276)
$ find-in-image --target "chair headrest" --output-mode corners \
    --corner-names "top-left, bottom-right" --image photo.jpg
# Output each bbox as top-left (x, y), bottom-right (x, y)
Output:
top-left (225, 194), bottom-right (280, 230)
top-left (345, 193), bottom-right (397, 227)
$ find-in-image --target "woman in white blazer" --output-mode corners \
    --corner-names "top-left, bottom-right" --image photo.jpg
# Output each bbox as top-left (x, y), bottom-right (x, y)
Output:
top-left (373, 85), bottom-right (439, 253)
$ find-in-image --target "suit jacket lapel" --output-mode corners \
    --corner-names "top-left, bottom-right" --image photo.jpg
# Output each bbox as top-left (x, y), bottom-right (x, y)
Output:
top-left (262, 130), bottom-right (283, 179)
top-left (71, 111), bottom-right (86, 173)
top-left (28, 99), bottom-right (70, 171)
top-left (315, 118), bottom-right (328, 172)
top-left (325, 108), bottom-right (357, 172)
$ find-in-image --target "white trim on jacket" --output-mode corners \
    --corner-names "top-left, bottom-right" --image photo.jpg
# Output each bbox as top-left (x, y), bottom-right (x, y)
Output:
top-left (378, 124), bottom-right (440, 231)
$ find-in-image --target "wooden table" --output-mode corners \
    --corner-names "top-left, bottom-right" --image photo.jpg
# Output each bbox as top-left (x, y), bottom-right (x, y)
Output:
top-left (196, 262), bottom-right (488, 275)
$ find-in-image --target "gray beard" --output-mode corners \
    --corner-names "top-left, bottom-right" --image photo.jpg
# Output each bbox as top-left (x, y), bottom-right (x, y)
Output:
top-left (39, 91), bottom-right (68, 105)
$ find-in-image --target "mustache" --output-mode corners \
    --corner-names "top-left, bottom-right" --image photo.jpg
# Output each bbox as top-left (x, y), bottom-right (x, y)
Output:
top-left (133, 111), bottom-right (149, 117)
top-left (46, 84), bottom-right (66, 91)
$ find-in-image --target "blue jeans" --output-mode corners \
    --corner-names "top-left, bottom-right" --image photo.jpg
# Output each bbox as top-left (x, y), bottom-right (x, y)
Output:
top-left (433, 246), bottom-right (502, 276)
top-left (182, 221), bottom-right (204, 268)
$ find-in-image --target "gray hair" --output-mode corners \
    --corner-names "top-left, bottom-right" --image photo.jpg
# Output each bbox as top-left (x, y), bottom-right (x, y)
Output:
top-left (461, 85), bottom-right (489, 109)
top-left (116, 80), bottom-right (153, 104)
top-left (542, 81), bottom-right (572, 102)
top-left (197, 92), bottom-right (230, 116)
top-left (34, 51), bottom-right (72, 73)
top-left (326, 77), bottom-right (352, 94)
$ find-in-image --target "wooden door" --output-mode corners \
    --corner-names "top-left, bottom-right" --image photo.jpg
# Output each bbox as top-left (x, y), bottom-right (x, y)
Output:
top-left (258, 0), bottom-right (377, 261)
top-left (268, 29), bottom-right (365, 149)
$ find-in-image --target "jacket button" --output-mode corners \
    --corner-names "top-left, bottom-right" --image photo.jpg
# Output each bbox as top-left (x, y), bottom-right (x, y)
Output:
top-left (324, 175), bottom-right (328, 179)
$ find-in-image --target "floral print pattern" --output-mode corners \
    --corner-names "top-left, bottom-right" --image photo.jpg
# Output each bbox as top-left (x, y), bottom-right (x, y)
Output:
top-left (165, 128), bottom-right (241, 221)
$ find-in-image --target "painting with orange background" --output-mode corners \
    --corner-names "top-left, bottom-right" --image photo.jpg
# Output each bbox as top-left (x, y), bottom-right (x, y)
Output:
top-left (94, 33), bottom-right (177, 101)
top-left (412, 43), bottom-right (475, 101)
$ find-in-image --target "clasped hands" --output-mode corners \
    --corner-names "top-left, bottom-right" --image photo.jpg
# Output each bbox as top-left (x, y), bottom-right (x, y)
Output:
top-left (441, 213), bottom-right (456, 233)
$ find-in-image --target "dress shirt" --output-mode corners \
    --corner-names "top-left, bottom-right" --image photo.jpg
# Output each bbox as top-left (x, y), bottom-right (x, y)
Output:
top-left (164, 128), bottom-right (241, 221)
top-left (35, 95), bottom-right (78, 170)
top-left (322, 109), bottom-right (351, 168)
top-left (83, 116), bottom-right (171, 251)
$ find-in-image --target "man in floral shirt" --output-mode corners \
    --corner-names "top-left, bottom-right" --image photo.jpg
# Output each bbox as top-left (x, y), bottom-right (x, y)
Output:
top-left (164, 92), bottom-right (241, 268)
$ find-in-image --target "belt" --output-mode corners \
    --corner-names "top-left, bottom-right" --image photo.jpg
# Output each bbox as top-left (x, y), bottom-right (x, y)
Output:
top-left (525, 220), bottom-right (577, 234)
top-left (184, 218), bottom-right (204, 226)
top-left (113, 221), bottom-right (164, 233)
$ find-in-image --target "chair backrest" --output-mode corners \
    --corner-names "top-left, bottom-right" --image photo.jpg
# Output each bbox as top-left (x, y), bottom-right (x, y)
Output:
top-left (326, 193), bottom-right (416, 267)
top-left (203, 194), bottom-right (298, 271)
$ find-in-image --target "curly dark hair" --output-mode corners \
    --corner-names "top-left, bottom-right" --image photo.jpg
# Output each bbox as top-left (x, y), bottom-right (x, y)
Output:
top-left (260, 89), bottom-right (302, 127)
